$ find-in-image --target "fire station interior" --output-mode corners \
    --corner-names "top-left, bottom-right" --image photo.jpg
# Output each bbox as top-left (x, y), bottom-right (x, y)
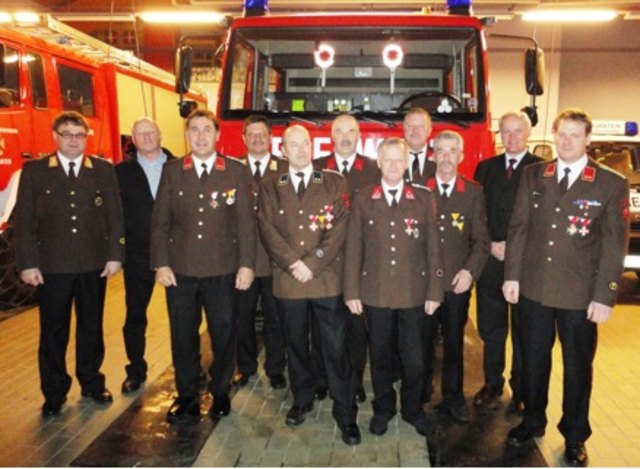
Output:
top-left (1, 0), bottom-right (640, 467)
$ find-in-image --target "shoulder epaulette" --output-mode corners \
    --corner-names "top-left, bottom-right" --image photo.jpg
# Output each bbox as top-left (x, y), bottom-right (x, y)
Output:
top-left (226, 156), bottom-right (245, 166)
top-left (411, 183), bottom-right (430, 192)
top-left (322, 169), bottom-right (343, 176)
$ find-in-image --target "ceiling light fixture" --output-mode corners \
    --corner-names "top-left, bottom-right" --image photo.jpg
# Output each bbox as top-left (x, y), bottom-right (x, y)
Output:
top-left (522, 9), bottom-right (618, 22)
top-left (138, 11), bottom-right (226, 24)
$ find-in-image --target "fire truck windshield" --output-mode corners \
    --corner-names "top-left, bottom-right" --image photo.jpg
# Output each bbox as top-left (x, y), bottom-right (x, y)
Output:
top-left (221, 25), bottom-right (485, 123)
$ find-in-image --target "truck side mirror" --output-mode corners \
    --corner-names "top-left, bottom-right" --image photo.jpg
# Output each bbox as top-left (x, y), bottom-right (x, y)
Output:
top-left (525, 48), bottom-right (545, 96)
top-left (0, 44), bottom-right (5, 86)
top-left (179, 100), bottom-right (198, 118)
top-left (175, 46), bottom-right (193, 94)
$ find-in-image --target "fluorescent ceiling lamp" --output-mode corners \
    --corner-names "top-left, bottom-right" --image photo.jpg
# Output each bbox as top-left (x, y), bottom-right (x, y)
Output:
top-left (139, 11), bottom-right (225, 24)
top-left (0, 13), bottom-right (12, 23)
top-left (54, 14), bottom-right (136, 22)
top-left (522, 9), bottom-right (618, 22)
top-left (13, 12), bottom-right (40, 24)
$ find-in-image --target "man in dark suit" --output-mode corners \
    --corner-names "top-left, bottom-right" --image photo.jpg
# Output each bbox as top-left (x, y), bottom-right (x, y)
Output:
top-left (15, 111), bottom-right (125, 417)
top-left (257, 125), bottom-right (360, 446)
top-left (403, 107), bottom-right (437, 183)
top-left (344, 136), bottom-right (443, 437)
top-left (473, 111), bottom-right (543, 412)
top-left (503, 108), bottom-right (629, 467)
top-left (116, 117), bottom-right (175, 394)
top-left (423, 131), bottom-right (490, 423)
top-left (313, 114), bottom-right (381, 404)
top-left (233, 114), bottom-right (287, 390)
top-left (150, 109), bottom-right (256, 423)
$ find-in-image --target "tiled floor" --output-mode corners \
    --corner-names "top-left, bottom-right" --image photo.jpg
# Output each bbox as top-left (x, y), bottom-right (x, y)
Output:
top-left (0, 272), bottom-right (639, 467)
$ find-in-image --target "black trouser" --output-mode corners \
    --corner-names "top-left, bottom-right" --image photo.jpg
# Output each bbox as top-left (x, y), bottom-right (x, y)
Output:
top-left (166, 273), bottom-right (236, 399)
top-left (122, 252), bottom-right (155, 381)
top-left (38, 270), bottom-right (107, 404)
top-left (519, 296), bottom-right (596, 443)
top-left (277, 296), bottom-right (356, 426)
top-left (476, 255), bottom-right (523, 398)
top-left (235, 275), bottom-right (286, 378)
top-left (347, 311), bottom-right (368, 393)
top-left (424, 290), bottom-right (470, 408)
top-left (311, 308), bottom-right (328, 391)
top-left (366, 305), bottom-right (425, 422)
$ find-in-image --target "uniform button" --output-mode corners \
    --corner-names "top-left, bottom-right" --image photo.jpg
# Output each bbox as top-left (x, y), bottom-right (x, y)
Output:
top-left (299, 210), bottom-right (304, 215)
top-left (279, 209), bottom-right (285, 214)
top-left (552, 224), bottom-right (557, 229)
top-left (299, 225), bottom-right (304, 230)
top-left (197, 234), bottom-right (203, 239)
top-left (440, 214), bottom-right (445, 219)
top-left (549, 241), bottom-right (554, 246)
top-left (369, 220), bottom-right (374, 225)
top-left (71, 216), bottom-right (77, 221)
top-left (70, 203), bottom-right (76, 208)
top-left (547, 257), bottom-right (552, 262)
top-left (199, 194), bottom-right (204, 199)
top-left (198, 221), bottom-right (204, 226)
top-left (199, 207), bottom-right (204, 212)
top-left (70, 190), bottom-right (76, 196)
top-left (390, 221), bottom-right (395, 226)
top-left (391, 246), bottom-right (396, 252)
top-left (441, 238), bottom-right (445, 243)
top-left (555, 207), bottom-right (561, 213)
top-left (71, 228), bottom-right (77, 233)
top-left (391, 234), bottom-right (396, 239)
top-left (533, 203), bottom-right (538, 208)
top-left (300, 241), bottom-right (305, 246)
top-left (391, 260), bottom-right (396, 265)
top-left (439, 226), bottom-right (445, 231)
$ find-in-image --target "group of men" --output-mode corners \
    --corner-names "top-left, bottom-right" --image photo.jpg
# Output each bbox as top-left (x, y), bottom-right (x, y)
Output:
top-left (14, 105), bottom-right (628, 465)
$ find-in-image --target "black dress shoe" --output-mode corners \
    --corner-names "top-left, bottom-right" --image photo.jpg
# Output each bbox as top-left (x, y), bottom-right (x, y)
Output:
top-left (506, 399), bottom-right (525, 415)
top-left (355, 387), bottom-right (366, 403)
top-left (506, 423), bottom-right (545, 447)
top-left (436, 404), bottom-right (470, 424)
top-left (121, 377), bottom-right (144, 394)
top-left (314, 387), bottom-right (328, 401)
top-left (285, 403), bottom-right (313, 426)
top-left (42, 397), bottom-right (67, 417)
top-left (166, 396), bottom-right (200, 423)
top-left (340, 423), bottom-right (361, 446)
top-left (209, 395), bottom-right (231, 418)
top-left (269, 374), bottom-right (287, 390)
top-left (473, 384), bottom-right (503, 409)
top-left (369, 414), bottom-right (389, 436)
top-left (565, 442), bottom-right (588, 467)
top-left (403, 416), bottom-right (429, 436)
top-left (82, 388), bottom-right (113, 403)
top-left (232, 372), bottom-right (253, 387)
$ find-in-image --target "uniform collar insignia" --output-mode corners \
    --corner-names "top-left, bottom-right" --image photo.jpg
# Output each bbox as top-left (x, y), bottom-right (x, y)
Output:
top-left (83, 157), bottom-right (92, 169)
top-left (48, 156), bottom-right (59, 168)
top-left (455, 177), bottom-right (465, 192)
top-left (404, 185), bottom-right (415, 200)
top-left (278, 173), bottom-right (289, 185)
top-left (183, 155), bottom-right (193, 170)
top-left (353, 157), bottom-right (364, 171)
top-left (270, 159), bottom-right (278, 171)
top-left (426, 177), bottom-right (437, 191)
top-left (214, 157), bottom-right (226, 171)
top-left (326, 157), bottom-right (338, 170)
top-left (371, 185), bottom-right (383, 199)
top-left (312, 170), bottom-right (323, 183)
top-left (543, 162), bottom-right (556, 178)
top-left (581, 166), bottom-right (596, 182)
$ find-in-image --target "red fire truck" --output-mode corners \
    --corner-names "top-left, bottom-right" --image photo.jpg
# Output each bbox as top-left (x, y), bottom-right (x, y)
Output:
top-left (0, 13), bottom-right (205, 310)
top-left (178, 0), bottom-right (543, 179)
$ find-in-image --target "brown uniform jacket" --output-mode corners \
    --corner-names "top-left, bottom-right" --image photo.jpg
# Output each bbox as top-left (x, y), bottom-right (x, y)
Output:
top-left (426, 176), bottom-right (491, 289)
top-left (150, 154), bottom-right (256, 277)
top-left (258, 169), bottom-right (350, 299)
top-left (242, 155), bottom-right (288, 278)
top-left (505, 158), bottom-right (630, 309)
top-left (343, 183), bottom-right (444, 308)
top-left (15, 154), bottom-right (125, 273)
top-left (314, 153), bottom-right (381, 197)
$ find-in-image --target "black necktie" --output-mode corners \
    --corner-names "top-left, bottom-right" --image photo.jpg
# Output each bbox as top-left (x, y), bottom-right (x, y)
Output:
top-left (200, 162), bottom-right (208, 181)
top-left (506, 158), bottom-right (517, 179)
top-left (388, 189), bottom-right (399, 208)
top-left (68, 161), bottom-right (77, 180)
top-left (441, 183), bottom-right (450, 199)
top-left (341, 160), bottom-right (349, 175)
top-left (411, 152), bottom-right (420, 176)
top-left (254, 160), bottom-right (262, 182)
top-left (296, 172), bottom-right (306, 199)
top-left (559, 167), bottom-right (571, 196)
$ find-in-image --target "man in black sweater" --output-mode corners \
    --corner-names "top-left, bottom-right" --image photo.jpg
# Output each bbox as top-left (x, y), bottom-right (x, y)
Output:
top-left (116, 117), bottom-right (175, 393)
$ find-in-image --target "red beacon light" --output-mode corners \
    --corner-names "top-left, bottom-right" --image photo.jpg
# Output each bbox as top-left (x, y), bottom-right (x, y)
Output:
top-left (314, 43), bottom-right (335, 89)
top-left (383, 44), bottom-right (404, 94)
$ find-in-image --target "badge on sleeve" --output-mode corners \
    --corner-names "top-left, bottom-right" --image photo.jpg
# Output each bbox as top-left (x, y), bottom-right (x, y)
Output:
top-left (609, 281), bottom-right (619, 291)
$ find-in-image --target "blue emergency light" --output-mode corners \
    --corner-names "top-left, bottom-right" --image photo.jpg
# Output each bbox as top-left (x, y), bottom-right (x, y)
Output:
top-left (446, 0), bottom-right (473, 15)
top-left (243, 0), bottom-right (269, 17)
top-left (626, 121), bottom-right (639, 137)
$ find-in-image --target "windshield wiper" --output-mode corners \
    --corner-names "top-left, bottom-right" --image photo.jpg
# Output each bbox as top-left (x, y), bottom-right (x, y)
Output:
top-left (351, 110), bottom-right (397, 128)
top-left (288, 114), bottom-right (324, 127)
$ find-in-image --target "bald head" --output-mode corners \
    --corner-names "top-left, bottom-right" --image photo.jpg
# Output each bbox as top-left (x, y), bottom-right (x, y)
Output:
top-left (282, 125), bottom-right (312, 171)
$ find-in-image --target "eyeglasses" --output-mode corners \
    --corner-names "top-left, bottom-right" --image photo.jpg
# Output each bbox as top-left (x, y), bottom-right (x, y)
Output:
top-left (55, 131), bottom-right (88, 141)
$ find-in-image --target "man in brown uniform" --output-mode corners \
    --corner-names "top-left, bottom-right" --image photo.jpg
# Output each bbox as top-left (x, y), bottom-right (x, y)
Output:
top-left (344, 137), bottom-right (444, 437)
top-left (258, 125), bottom-right (360, 446)
top-left (233, 114), bottom-right (287, 390)
top-left (314, 114), bottom-right (381, 403)
top-left (16, 111), bottom-right (125, 417)
top-left (151, 109), bottom-right (256, 423)
top-left (403, 107), bottom-right (437, 183)
top-left (423, 131), bottom-right (490, 423)
top-left (503, 109), bottom-right (629, 467)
